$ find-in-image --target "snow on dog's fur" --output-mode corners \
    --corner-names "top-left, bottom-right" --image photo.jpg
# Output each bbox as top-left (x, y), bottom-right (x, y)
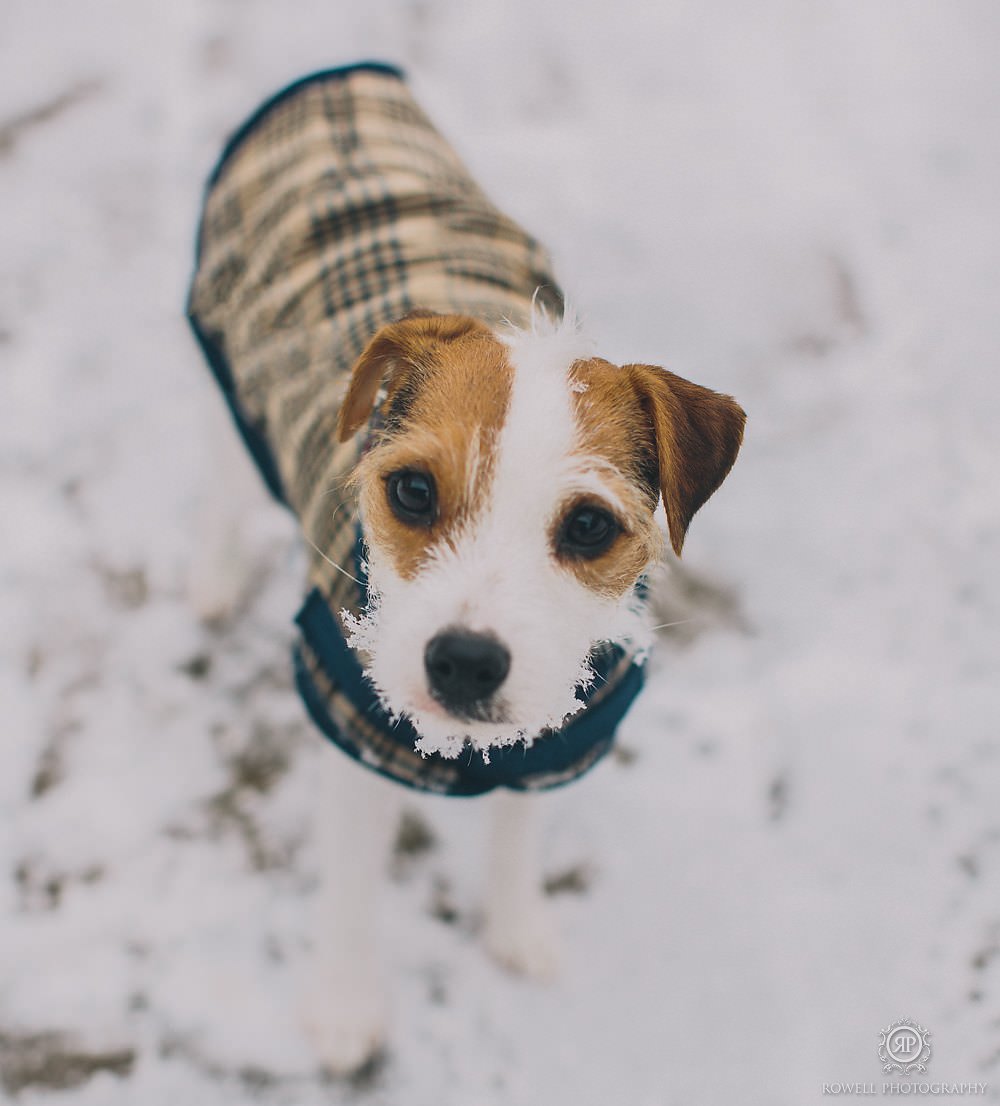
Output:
top-left (338, 306), bottom-right (744, 759)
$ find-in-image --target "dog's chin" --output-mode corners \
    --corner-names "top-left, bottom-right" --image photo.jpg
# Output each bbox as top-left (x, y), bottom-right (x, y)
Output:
top-left (395, 687), bottom-right (588, 761)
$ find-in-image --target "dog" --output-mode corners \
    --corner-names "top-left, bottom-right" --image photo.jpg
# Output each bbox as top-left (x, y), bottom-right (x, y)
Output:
top-left (187, 62), bottom-right (745, 1073)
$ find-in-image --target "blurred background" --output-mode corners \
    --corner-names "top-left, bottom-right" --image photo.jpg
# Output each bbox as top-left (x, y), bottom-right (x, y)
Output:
top-left (1, 1), bottom-right (998, 1103)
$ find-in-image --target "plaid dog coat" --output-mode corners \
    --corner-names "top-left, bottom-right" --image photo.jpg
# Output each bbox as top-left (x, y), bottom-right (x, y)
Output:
top-left (187, 63), bottom-right (646, 795)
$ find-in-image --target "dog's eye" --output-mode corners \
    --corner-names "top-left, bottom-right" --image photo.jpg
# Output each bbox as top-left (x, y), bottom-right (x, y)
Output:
top-left (386, 469), bottom-right (436, 526)
top-left (558, 505), bottom-right (620, 559)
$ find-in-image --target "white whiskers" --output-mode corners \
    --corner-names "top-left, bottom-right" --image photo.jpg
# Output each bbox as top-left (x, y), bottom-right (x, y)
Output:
top-left (303, 503), bottom-right (365, 587)
top-left (302, 534), bottom-right (365, 586)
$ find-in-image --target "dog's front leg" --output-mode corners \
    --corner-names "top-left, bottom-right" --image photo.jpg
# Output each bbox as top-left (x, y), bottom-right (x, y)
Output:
top-left (302, 752), bottom-right (402, 1075)
top-left (483, 789), bottom-right (561, 980)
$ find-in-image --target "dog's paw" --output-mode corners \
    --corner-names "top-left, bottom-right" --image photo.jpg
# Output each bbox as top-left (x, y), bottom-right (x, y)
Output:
top-left (301, 984), bottom-right (387, 1076)
top-left (483, 902), bottom-right (562, 981)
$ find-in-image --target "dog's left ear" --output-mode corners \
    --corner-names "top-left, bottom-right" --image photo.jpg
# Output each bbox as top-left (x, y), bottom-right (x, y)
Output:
top-left (337, 311), bottom-right (486, 441)
top-left (626, 364), bottom-right (746, 556)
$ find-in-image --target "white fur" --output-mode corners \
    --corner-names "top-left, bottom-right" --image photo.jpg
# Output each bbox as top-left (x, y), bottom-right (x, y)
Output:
top-left (301, 752), bottom-right (554, 1072)
top-left (301, 751), bottom-right (402, 1073)
top-left (345, 309), bottom-right (651, 759)
top-left (483, 789), bottom-right (561, 979)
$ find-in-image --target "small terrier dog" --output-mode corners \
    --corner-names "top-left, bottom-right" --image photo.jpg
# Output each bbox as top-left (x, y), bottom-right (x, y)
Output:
top-left (188, 63), bottom-right (745, 1073)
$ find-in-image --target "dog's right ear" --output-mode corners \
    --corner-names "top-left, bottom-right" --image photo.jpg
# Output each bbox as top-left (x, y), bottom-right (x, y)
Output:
top-left (337, 311), bottom-right (486, 441)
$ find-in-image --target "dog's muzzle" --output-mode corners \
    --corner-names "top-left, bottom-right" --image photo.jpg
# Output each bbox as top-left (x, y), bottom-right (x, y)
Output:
top-left (424, 630), bottom-right (511, 721)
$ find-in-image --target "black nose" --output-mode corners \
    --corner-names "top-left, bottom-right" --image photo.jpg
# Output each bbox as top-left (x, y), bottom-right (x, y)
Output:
top-left (424, 630), bottom-right (511, 714)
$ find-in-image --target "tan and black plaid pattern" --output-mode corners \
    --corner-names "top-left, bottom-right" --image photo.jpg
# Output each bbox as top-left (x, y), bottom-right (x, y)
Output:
top-left (188, 65), bottom-right (640, 793)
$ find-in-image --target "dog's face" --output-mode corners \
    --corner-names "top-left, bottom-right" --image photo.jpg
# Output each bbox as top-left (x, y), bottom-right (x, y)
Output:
top-left (337, 312), bottom-right (745, 757)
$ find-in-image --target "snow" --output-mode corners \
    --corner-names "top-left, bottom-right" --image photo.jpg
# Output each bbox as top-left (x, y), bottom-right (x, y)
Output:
top-left (2, 1), bottom-right (998, 1102)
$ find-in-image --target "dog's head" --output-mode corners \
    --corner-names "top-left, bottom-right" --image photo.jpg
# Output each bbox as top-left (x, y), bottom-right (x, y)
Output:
top-left (337, 310), bottom-right (745, 757)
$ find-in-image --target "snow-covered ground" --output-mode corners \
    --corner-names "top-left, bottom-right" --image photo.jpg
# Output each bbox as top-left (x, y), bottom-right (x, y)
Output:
top-left (2, 1), bottom-right (998, 1102)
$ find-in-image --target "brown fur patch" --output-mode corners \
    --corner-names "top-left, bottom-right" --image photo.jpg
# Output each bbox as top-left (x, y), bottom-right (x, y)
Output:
top-left (346, 315), bottom-right (514, 579)
top-left (338, 313), bottom-right (493, 442)
top-left (550, 488), bottom-right (661, 599)
top-left (558, 358), bottom-right (664, 597)
top-left (569, 358), bottom-right (662, 502)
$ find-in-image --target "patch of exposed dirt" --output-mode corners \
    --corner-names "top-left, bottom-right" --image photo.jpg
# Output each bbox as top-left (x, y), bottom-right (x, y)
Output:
top-left (0, 79), bottom-right (103, 158)
top-left (168, 721), bottom-right (301, 872)
top-left (0, 1029), bottom-right (134, 1095)
top-left (767, 773), bottom-right (790, 822)
top-left (543, 863), bottom-right (593, 897)
top-left (428, 874), bottom-right (460, 926)
top-left (30, 718), bottom-right (81, 799)
top-left (92, 560), bottom-right (149, 611)
top-left (391, 809), bottom-right (437, 880)
top-left (645, 558), bottom-right (750, 649)
top-left (13, 856), bottom-right (104, 913)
